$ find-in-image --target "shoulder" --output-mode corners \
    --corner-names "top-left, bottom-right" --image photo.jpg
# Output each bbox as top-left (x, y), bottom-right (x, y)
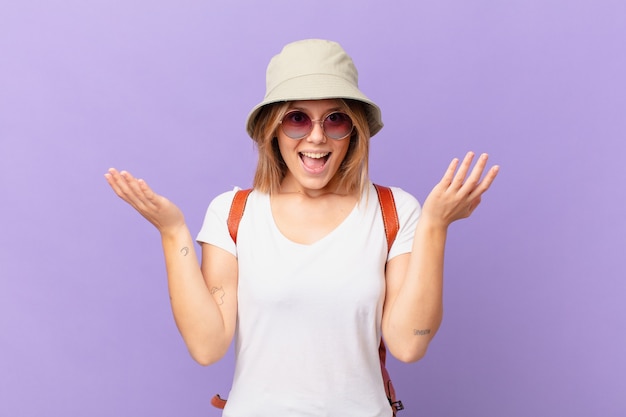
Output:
top-left (388, 186), bottom-right (419, 204)
top-left (390, 186), bottom-right (420, 211)
top-left (387, 186), bottom-right (421, 225)
top-left (373, 185), bottom-right (421, 257)
top-left (207, 187), bottom-right (268, 218)
top-left (208, 187), bottom-right (245, 211)
top-left (372, 184), bottom-right (421, 213)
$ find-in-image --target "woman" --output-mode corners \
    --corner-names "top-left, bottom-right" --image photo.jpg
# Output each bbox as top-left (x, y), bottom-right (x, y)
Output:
top-left (105, 39), bottom-right (499, 416)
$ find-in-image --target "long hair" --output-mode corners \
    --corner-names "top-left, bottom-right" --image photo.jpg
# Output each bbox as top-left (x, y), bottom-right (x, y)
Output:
top-left (250, 99), bottom-right (371, 198)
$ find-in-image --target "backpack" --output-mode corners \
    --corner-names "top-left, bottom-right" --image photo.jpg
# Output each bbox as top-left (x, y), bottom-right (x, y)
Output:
top-left (211, 184), bottom-right (405, 416)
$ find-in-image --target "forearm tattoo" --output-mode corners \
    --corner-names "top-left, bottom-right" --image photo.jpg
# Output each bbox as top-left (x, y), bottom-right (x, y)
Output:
top-left (413, 329), bottom-right (431, 336)
top-left (180, 246), bottom-right (189, 256)
top-left (210, 286), bottom-right (225, 305)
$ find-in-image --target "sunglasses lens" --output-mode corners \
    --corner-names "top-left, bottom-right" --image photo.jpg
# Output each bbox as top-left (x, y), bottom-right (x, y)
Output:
top-left (281, 111), bottom-right (311, 139)
top-left (324, 112), bottom-right (353, 139)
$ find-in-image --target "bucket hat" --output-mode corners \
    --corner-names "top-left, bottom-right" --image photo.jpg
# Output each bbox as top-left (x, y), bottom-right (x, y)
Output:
top-left (246, 39), bottom-right (383, 138)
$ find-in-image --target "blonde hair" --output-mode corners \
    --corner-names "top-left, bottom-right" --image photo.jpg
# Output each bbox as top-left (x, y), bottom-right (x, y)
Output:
top-left (250, 99), bottom-right (371, 197)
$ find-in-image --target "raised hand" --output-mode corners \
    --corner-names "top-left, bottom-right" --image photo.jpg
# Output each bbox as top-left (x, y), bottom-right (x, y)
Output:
top-left (421, 152), bottom-right (499, 228)
top-left (104, 168), bottom-right (185, 234)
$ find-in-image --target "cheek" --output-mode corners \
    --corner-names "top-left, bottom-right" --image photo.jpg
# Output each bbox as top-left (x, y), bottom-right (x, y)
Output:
top-left (334, 140), bottom-right (352, 163)
top-left (276, 136), bottom-right (298, 161)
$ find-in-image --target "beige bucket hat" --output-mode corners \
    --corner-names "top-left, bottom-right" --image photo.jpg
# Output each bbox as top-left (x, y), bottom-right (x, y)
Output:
top-left (246, 39), bottom-right (383, 138)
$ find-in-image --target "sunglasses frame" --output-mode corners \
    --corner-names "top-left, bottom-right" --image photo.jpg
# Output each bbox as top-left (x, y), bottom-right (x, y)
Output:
top-left (279, 110), bottom-right (354, 140)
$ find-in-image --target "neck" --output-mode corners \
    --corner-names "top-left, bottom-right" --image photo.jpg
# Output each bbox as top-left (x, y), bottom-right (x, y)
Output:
top-left (278, 175), bottom-right (353, 199)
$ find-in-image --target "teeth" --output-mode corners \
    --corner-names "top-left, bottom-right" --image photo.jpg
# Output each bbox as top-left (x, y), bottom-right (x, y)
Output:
top-left (300, 152), bottom-right (329, 159)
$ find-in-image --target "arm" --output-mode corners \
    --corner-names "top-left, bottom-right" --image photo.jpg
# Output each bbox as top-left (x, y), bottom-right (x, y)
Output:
top-left (104, 168), bottom-right (237, 365)
top-left (381, 152), bottom-right (499, 362)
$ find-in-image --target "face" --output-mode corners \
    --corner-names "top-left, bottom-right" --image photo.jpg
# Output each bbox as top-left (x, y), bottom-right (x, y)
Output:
top-left (276, 100), bottom-right (353, 196)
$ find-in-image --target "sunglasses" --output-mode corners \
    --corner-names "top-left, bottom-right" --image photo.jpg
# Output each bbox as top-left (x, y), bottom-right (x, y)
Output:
top-left (279, 110), bottom-right (354, 140)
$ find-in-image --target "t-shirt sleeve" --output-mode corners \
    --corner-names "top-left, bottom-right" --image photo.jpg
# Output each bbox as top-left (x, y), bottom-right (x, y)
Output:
top-left (387, 187), bottom-right (421, 260)
top-left (196, 188), bottom-right (240, 257)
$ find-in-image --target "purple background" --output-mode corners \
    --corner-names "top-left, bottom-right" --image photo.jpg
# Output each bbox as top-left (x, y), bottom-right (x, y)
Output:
top-left (2, 1), bottom-right (625, 416)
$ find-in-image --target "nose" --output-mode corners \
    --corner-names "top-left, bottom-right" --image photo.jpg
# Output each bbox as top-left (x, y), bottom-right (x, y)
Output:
top-left (306, 120), bottom-right (326, 144)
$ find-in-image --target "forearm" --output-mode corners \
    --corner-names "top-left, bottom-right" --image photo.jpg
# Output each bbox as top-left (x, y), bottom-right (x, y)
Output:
top-left (384, 217), bottom-right (447, 362)
top-left (160, 225), bottom-right (230, 364)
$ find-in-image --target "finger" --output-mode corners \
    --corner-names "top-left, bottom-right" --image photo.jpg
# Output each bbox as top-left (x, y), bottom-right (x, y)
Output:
top-left (461, 153), bottom-right (489, 191)
top-left (104, 167), bottom-right (122, 184)
top-left (439, 157), bottom-right (459, 186)
top-left (468, 195), bottom-right (482, 214)
top-left (104, 168), bottom-right (130, 199)
top-left (136, 178), bottom-right (158, 203)
top-left (104, 168), bottom-right (117, 189)
top-left (451, 151), bottom-right (475, 188)
top-left (112, 169), bottom-right (139, 199)
top-left (119, 171), bottom-right (159, 208)
top-left (469, 165), bottom-right (500, 199)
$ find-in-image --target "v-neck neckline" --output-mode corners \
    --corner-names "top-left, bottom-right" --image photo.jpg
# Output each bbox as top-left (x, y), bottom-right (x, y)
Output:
top-left (265, 193), bottom-right (360, 247)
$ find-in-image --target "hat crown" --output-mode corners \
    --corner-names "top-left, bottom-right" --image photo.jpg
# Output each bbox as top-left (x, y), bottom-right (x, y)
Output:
top-left (265, 39), bottom-right (359, 99)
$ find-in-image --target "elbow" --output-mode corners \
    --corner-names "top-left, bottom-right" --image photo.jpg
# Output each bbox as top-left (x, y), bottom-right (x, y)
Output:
top-left (192, 353), bottom-right (218, 367)
top-left (390, 344), bottom-right (429, 364)
top-left (396, 349), bottom-right (427, 364)
top-left (188, 343), bottom-right (228, 366)
top-left (191, 350), bottom-right (223, 366)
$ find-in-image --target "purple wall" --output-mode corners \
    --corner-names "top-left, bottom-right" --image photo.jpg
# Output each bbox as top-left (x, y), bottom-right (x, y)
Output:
top-left (2, 1), bottom-right (624, 416)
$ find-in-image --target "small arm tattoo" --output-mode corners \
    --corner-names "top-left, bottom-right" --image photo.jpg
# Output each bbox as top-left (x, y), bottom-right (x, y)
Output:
top-left (413, 329), bottom-right (431, 336)
top-left (210, 286), bottom-right (225, 305)
top-left (180, 246), bottom-right (189, 256)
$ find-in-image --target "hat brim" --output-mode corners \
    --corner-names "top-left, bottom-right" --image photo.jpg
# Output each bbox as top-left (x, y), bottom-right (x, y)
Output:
top-left (246, 74), bottom-right (383, 138)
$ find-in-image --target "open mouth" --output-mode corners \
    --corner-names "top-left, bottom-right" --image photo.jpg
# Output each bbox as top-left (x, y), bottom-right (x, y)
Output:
top-left (299, 152), bottom-right (331, 173)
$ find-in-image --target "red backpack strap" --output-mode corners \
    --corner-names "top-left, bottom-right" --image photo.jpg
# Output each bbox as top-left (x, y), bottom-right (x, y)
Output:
top-left (210, 394), bottom-right (227, 409)
top-left (379, 339), bottom-right (404, 415)
top-left (373, 184), bottom-right (399, 252)
top-left (374, 184), bottom-right (404, 415)
top-left (227, 188), bottom-right (252, 244)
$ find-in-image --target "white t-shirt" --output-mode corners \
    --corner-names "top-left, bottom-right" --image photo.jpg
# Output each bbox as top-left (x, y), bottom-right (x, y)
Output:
top-left (197, 182), bottom-right (421, 417)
